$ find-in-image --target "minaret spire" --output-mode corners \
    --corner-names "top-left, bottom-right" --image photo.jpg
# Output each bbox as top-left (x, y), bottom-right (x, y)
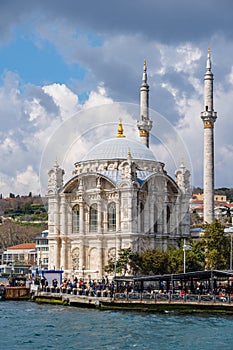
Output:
top-left (137, 59), bottom-right (152, 148)
top-left (201, 48), bottom-right (217, 223)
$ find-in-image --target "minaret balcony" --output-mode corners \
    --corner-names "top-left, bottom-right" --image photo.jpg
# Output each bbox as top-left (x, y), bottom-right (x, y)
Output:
top-left (201, 110), bottom-right (217, 123)
top-left (137, 119), bottom-right (153, 132)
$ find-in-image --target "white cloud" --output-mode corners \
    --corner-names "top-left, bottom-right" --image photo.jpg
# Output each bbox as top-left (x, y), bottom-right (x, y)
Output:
top-left (83, 85), bottom-right (113, 109)
top-left (43, 83), bottom-right (80, 119)
top-left (24, 97), bottom-right (47, 122)
top-left (16, 165), bottom-right (40, 193)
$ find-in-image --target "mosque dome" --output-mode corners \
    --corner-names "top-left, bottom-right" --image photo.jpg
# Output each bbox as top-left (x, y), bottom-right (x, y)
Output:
top-left (82, 137), bottom-right (156, 162)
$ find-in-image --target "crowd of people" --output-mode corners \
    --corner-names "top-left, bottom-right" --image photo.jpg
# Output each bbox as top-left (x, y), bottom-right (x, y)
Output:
top-left (39, 275), bottom-right (115, 297)
top-left (30, 274), bottom-right (233, 301)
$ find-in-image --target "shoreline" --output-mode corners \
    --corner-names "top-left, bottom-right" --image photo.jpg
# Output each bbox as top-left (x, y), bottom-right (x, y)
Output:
top-left (3, 286), bottom-right (233, 315)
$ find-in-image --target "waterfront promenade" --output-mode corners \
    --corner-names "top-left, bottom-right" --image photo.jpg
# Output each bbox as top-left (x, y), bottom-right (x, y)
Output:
top-left (3, 269), bottom-right (233, 313)
top-left (29, 286), bottom-right (233, 314)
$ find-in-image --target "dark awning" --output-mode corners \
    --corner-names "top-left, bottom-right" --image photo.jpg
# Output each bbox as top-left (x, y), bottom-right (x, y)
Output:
top-left (133, 270), bottom-right (233, 282)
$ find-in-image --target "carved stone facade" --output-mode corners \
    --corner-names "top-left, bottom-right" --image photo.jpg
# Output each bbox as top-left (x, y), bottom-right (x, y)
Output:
top-left (47, 139), bottom-right (190, 279)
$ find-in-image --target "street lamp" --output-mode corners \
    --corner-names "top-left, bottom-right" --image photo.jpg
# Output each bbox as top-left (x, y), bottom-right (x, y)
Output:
top-left (224, 227), bottom-right (233, 270)
top-left (82, 265), bottom-right (85, 280)
top-left (183, 238), bottom-right (191, 274)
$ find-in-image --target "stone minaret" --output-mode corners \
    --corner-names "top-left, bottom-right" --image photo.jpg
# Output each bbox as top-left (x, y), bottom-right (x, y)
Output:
top-left (137, 60), bottom-right (152, 148)
top-left (201, 49), bottom-right (217, 223)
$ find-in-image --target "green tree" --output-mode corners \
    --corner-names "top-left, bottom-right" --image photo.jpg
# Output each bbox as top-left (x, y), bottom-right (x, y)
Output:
top-left (104, 248), bottom-right (142, 276)
top-left (104, 257), bottom-right (115, 275)
top-left (167, 246), bottom-right (184, 273)
top-left (140, 249), bottom-right (168, 275)
top-left (203, 219), bottom-right (229, 270)
top-left (188, 239), bottom-right (205, 271)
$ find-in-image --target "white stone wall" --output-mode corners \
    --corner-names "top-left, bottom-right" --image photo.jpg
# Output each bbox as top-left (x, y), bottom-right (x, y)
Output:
top-left (47, 160), bottom-right (190, 278)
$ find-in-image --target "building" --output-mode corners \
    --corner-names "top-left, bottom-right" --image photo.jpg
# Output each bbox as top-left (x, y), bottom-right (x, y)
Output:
top-left (3, 243), bottom-right (37, 266)
top-left (192, 193), bottom-right (227, 202)
top-left (47, 62), bottom-right (191, 279)
top-left (201, 49), bottom-right (217, 223)
top-left (190, 194), bottom-right (233, 221)
top-left (0, 249), bottom-right (3, 265)
top-left (35, 230), bottom-right (49, 270)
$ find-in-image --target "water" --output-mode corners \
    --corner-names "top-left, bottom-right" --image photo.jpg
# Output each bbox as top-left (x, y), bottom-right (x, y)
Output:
top-left (1, 301), bottom-right (233, 350)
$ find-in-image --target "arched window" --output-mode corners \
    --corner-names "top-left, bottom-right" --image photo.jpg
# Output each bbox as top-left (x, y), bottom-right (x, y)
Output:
top-left (167, 205), bottom-right (171, 232)
top-left (90, 204), bottom-right (98, 232)
top-left (72, 205), bottom-right (79, 233)
top-left (108, 202), bottom-right (116, 231)
top-left (140, 202), bottom-right (144, 233)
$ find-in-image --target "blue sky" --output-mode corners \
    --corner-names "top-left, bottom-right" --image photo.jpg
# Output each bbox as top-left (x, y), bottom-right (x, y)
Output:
top-left (0, 0), bottom-right (233, 197)
top-left (0, 31), bottom-right (86, 86)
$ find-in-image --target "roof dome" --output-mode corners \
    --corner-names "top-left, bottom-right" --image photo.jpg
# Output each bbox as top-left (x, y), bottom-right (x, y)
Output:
top-left (82, 137), bottom-right (156, 162)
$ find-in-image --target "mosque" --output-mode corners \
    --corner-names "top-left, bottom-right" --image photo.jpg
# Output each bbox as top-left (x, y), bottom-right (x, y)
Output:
top-left (46, 61), bottom-right (191, 279)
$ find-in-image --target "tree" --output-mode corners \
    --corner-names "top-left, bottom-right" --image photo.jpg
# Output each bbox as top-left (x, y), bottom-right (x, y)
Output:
top-left (117, 248), bottom-right (134, 275)
top-left (166, 246), bottom-right (184, 274)
top-left (0, 219), bottom-right (42, 249)
top-left (104, 248), bottom-right (142, 276)
top-left (140, 249), bottom-right (168, 275)
top-left (188, 239), bottom-right (205, 271)
top-left (203, 219), bottom-right (230, 270)
top-left (104, 257), bottom-right (115, 275)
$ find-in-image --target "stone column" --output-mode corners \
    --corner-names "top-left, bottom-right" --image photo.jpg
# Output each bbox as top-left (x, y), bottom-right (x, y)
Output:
top-left (97, 201), bottom-right (102, 234)
top-left (60, 238), bottom-right (66, 270)
top-left (67, 204), bottom-right (72, 236)
top-left (60, 195), bottom-right (66, 236)
top-left (53, 198), bottom-right (60, 269)
top-left (203, 125), bottom-right (215, 223)
top-left (116, 200), bottom-right (120, 232)
top-left (149, 195), bottom-right (154, 234)
top-left (79, 202), bottom-right (84, 234)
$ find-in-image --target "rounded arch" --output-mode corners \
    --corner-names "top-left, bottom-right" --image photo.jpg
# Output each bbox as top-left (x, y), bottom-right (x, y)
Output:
top-left (62, 175), bottom-right (79, 193)
top-left (141, 173), bottom-right (180, 194)
top-left (88, 247), bottom-right (98, 271)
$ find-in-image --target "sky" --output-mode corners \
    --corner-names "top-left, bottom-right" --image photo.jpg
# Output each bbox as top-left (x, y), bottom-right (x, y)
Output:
top-left (0, 0), bottom-right (233, 197)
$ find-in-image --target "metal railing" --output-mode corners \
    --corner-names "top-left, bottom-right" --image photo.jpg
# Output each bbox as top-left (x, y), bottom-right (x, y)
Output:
top-left (31, 286), bottom-right (233, 304)
top-left (114, 292), bottom-right (233, 304)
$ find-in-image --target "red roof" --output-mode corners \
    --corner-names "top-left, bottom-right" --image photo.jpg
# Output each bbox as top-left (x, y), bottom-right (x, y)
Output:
top-left (8, 243), bottom-right (36, 250)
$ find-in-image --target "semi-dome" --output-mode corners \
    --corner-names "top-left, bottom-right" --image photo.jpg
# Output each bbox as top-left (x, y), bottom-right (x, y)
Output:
top-left (82, 137), bottom-right (156, 162)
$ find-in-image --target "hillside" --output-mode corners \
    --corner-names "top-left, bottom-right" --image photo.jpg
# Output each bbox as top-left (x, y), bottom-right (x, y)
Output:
top-left (0, 195), bottom-right (48, 249)
top-left (192, 187), bottom-right (233, 202)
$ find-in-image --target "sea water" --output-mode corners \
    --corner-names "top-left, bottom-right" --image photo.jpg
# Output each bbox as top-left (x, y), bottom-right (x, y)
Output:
top-left (1, 301), bottom-right (233, 350)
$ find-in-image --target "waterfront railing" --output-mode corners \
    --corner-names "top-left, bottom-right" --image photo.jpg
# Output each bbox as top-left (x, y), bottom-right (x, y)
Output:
top-left (31, 285), bottom-right (233, 304)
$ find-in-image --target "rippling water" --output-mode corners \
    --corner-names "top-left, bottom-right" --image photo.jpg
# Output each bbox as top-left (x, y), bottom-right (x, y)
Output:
top-left (1, 301), bottom-right (233, 349)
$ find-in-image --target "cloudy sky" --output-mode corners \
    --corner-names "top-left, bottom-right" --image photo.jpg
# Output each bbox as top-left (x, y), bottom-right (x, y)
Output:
top-left (0, 0), bottom-right (233, 197)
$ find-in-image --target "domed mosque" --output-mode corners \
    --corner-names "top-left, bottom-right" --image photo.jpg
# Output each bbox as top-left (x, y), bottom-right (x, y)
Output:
top-left (47, 61), bottom-right (191, 279)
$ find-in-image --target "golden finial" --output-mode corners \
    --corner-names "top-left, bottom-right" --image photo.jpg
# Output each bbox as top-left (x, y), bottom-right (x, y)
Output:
top-left (208, 47), bottom-right (211, 56)
top-left (116, 118), bottom-right (126, 138)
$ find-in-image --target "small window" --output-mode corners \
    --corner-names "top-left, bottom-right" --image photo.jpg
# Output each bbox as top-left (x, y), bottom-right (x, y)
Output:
top-left (90, 204), bottom-right (98, 232)
top-left (108, 202), bottom-right (116, 231)
top-left (72, 205), bottom-right (80, 233)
